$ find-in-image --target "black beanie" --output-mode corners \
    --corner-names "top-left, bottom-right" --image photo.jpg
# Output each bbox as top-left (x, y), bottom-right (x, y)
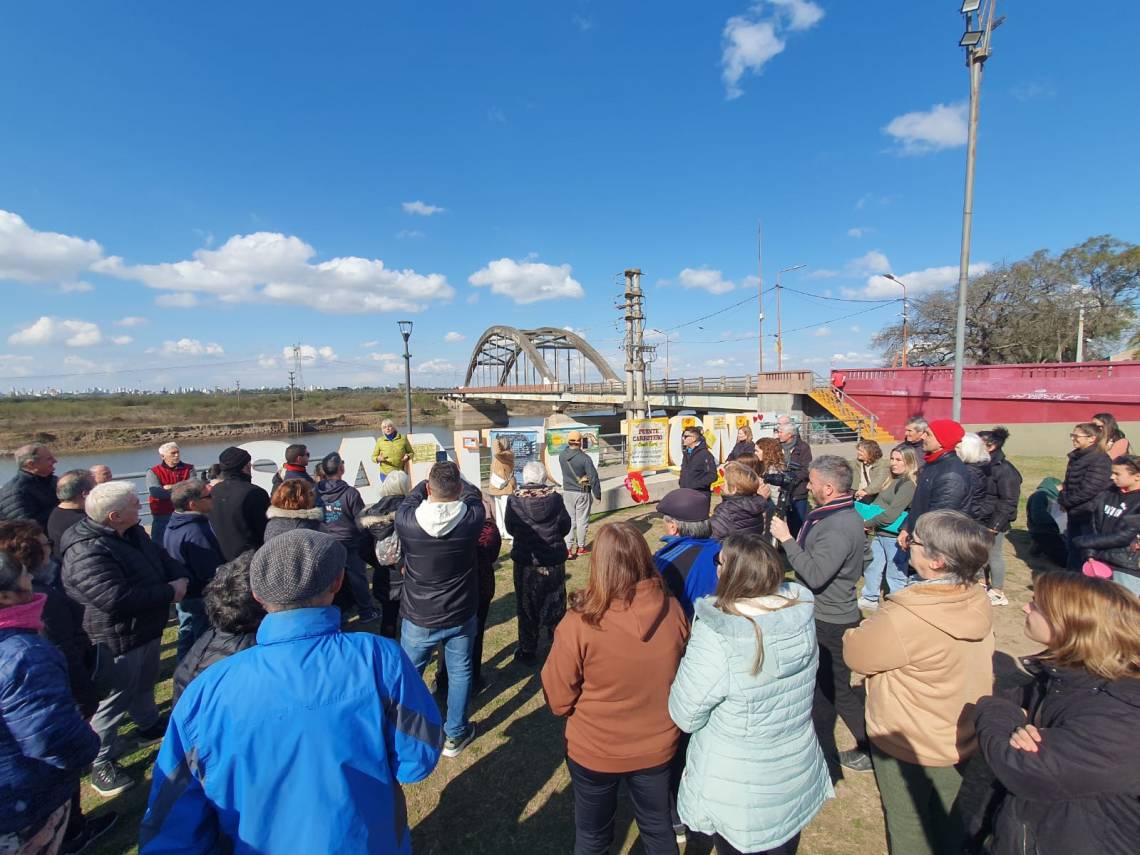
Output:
top-left (219, 447), bottom-right (252, 473)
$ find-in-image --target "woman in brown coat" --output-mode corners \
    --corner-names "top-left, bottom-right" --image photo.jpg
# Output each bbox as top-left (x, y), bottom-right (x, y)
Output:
top-left (488, 437), bottom-right (517, 542)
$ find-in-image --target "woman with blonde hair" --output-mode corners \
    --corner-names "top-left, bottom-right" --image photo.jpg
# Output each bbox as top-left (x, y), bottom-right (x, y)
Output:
top-left (487, 437), bottom-right (516, 542)
top-left (670, 534), bottom-right (832, 855)
top-left (710, 463), bottom-right (772, 541)
top-left (726, 424), bottom-right (755, 462)
top-left (975, 572), bottom-right (1140, 854)
top-left (542, 521), bottom-right (689, 854)
top-left (858, 445), bottom-right (919, 609)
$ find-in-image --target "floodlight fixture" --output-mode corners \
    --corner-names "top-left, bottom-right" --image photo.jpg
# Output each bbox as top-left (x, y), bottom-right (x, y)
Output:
top-left (960, 29), bottom-right (984, 47)
top-left (960, 0), bottom-right (982, 13)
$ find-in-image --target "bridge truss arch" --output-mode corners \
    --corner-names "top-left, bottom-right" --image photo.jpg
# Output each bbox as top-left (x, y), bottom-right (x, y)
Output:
top-left (463, 325), bottom-right (621, 387)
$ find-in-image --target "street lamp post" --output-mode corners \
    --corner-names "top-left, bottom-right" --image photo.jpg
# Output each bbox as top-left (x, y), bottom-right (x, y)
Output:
top-left (775, 264), bottom-right (806, 371)
top-left (884, 273), bottom-right (909, 367)
top-left (648, 328), bottom-right (675, 380)
top-left (952, 0), bottom-right (1000, 420)
top-left (398, 320), bottom-right (413, 435)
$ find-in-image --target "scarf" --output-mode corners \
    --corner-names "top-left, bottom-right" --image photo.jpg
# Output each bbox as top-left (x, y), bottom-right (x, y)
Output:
top-left (283, 463), bottom-right (308, 474)
top-left (796, 495), bottom-right (856, 547)
top-left (924, 448), bottom-right (950, 464)
top-left (0, 592), bottom-right (47, 631)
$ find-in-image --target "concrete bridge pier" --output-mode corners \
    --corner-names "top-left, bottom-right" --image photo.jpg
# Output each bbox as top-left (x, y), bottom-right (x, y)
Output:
top-left (443, 397), bottom-right (509, 427)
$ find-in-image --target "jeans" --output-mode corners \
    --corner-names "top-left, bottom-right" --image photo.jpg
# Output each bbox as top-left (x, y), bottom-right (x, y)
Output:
top-left (987, 531), bottom-right (1007, 589)
top-left (400, 615), bottom-right (476, 740)
top-left (812, 619), bottom-right (867, 759)
top-left (565, 491), bottom-right (594, 550)
top-left (713, 832), bottom-right (800, 855)
top-left (862, 534), bottom-right (907, 601)
top-left (343, 550), bottom-right (374, 612)
top-left (788, 499), bottom-right (809, 538)
top-left (175, 597), bottom-right (209, 662)
top-left (1065, 516), bottom-right (1092, 572)
top-left (871, 743), bottom-right (966, 855)
top-left (1113, 570), bottom-right (1140, 595)
top-left (89, 637), bottom-right (161, 764)
top-left (566, 756), bottom-right (678, 855)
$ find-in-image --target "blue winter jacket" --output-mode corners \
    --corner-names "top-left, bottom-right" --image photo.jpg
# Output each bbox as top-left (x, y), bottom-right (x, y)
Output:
top-left (652, 535), bottom-right (721, 618)
top-left (139, 607), bottom-right (443, 854)
top-left (1, 618), bottom-right (100, 835)
top-left (162, 512), bottom-right (225, 598)
top-left (669, 585), bottom-right (833, 852)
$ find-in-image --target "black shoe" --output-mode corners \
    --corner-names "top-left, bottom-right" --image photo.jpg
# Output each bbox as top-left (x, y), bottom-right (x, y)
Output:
top-left (62, 812), bottom-right (119, 854)
top-left (838, 748), bottom-right (874, 772)
top-left (514, 650), bottom-right (537, 667)
top-left (90, 762), bottom-right (135, 797)
top-left (134, 720), bottom-right (167, 742)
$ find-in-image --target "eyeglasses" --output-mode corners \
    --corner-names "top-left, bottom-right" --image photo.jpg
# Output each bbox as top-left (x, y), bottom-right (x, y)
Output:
top-left (910, 537), bottom-right (925, 549)
top-left (1070, 433), bottom-right (1091, 440)
top-left (714, 552), bottom-right (722, 567)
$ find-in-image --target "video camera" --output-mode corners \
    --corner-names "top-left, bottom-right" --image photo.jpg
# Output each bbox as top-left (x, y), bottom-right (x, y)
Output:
top-left (764, 462), bottom-right (802, 519)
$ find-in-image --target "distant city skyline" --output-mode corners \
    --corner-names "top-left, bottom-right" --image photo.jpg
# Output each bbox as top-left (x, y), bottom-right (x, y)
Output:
top-left (2, 1), bottom-right (1137, 392)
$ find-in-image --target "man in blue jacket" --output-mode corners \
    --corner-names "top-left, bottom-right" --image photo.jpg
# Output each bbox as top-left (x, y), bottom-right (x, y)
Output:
top-left (652, 488), bottom-right (720, 619)
top-left (138, 529), bottom-right (443, 855)
top-left (163, 480), bottom-right (225, 661)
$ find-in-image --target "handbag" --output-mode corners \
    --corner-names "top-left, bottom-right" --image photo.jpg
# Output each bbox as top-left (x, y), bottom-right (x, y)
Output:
top-left (375, 531), bottom-right (402, 566)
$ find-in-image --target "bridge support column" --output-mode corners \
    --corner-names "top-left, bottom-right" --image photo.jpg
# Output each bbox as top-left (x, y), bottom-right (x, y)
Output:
top-left (444, 398), bottom-right (509, 427)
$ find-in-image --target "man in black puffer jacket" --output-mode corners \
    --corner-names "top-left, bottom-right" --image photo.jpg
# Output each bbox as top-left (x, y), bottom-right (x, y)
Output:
top-left (396, 461), bottom-right (486, 756)
top-left (60, 481), bottom-right (189, 797)
top-left (505, 461), bottom-right (572, 666)
top-left (0, 443), bottom-right (58, 530)
top-left (900, 420), bottom-right (969, 549)
top-left (208, 447), bottom-right (270, 561)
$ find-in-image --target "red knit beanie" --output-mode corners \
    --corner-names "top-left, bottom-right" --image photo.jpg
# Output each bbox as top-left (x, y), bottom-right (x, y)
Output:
top-left (927, 419), bottom-right (965, 450)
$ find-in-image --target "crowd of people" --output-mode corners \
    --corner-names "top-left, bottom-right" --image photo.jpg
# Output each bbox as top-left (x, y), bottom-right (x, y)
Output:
top-left (0, 409), bottom-right (1137, 855)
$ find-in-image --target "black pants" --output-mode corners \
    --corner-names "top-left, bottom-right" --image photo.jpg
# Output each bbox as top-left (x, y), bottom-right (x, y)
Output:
top-left (567, 756), bottom-right (678, 855)
top-left (371, 565), bottom-right (402, 639)
top-left (812, 618), bottom-right (867, 756)
top-left (713, 832), bottom-right (800, 855)
top-left (513, 561), bottom-right (567, 656)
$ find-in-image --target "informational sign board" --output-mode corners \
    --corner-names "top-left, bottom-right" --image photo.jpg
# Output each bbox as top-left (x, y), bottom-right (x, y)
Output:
top-left (489, 427), bottom-right (543, 485)
top-left (453, 430), bottom-right (482, 488)
top-left (544, 423), bottom-right (601, 486)
top-left (627, 417), bottom-right (670, 472)
top-left (407, 432), bottom-right (445, 485)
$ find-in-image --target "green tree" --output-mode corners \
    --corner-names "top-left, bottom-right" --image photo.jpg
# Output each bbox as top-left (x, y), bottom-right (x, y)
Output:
top-left (873, 235), bottom-right (1140, 365)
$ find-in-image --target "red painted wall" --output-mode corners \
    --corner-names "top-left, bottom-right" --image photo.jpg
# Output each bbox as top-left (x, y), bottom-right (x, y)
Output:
top-left (831, 361), bottom-right (1140, 437)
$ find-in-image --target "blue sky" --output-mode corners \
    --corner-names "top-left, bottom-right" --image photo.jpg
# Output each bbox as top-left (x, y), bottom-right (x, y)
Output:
top-left (1, 1), bottom-right (1137, 391)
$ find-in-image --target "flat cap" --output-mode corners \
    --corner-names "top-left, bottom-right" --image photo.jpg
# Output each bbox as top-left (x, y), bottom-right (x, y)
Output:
top-left (249, 529), bottom-right (347, 606)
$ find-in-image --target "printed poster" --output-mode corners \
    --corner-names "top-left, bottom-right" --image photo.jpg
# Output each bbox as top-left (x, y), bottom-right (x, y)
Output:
top-left (627, 417), bottom-right (669, 471)
top-left (489, 428), bottom-right (542, 485)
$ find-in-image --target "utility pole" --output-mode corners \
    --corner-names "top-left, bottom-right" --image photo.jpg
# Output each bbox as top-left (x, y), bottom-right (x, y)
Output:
top-left (619, 269), bottom-right (648, 423)
top-left (953, 0), bottom-right (1001, 420)
top-left (757, 221), bottom-right (765, 375)
top-left (775, 264), bottom-right (806, 371)
top-left (885, 273), bottom-right (909, 367)
top-left (288, 370), bottom-right (297, 421)
top-left (1075, 305), bottom-right (1086, 362)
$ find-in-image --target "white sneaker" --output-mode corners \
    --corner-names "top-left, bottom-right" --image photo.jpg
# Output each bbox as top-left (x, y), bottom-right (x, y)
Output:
top-left (857, 597), bottom-right (880, 611)
top-left (987, 588), bottom-right (1009, 606)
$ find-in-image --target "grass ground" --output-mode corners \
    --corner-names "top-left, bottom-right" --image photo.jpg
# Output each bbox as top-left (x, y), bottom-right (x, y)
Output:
top-left (79, 453), bottom-right (1067, 855)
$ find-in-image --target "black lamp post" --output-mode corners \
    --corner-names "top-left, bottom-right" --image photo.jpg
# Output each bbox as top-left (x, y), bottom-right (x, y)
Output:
top-left (398, 320), bottom-right (413, 435)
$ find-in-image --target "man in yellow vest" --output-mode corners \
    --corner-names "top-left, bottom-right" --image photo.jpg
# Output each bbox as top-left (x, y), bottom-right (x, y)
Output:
top-left (371, 419), bottom-right (413, 477)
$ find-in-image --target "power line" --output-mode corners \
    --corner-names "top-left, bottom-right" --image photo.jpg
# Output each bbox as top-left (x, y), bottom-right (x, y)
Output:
top-left (779, 302), bottom-right (895, 335)
top-left (663, 286), bottom-right (776, 332)
top-left (781, 285), bottom-right (899, 304)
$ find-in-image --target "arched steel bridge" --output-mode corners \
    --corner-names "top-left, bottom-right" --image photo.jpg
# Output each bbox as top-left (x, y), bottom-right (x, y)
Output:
top-left (463, 325), bottom-right (621, 388)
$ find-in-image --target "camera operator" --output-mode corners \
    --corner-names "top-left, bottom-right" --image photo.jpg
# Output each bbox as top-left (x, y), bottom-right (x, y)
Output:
top-left (769, 455), bottom-right (870, 773)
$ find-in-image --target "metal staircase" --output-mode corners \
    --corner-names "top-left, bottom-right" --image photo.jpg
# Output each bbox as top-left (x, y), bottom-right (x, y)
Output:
top-left (808, 376), bottom-right (896, 444)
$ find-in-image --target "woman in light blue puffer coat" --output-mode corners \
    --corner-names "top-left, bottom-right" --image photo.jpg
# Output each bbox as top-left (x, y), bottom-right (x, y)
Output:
top-left (669, 533), bottom-right (833, 855)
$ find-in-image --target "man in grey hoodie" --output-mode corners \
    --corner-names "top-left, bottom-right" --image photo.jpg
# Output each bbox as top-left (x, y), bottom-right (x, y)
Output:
top-left (770, 454), bottom-right (870, 774)
top-left (316, 453), bottom-right (377, 623)
top-left (396, 461), bottom-right (487, 757)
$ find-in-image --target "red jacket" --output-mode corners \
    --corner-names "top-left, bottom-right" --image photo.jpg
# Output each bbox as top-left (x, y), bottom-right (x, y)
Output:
top-left (148, 462), bottom-right (194, 517)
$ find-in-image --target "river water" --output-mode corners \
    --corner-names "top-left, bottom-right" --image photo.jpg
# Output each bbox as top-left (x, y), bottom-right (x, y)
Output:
top-left (0, 416), bottom-right (548, 482)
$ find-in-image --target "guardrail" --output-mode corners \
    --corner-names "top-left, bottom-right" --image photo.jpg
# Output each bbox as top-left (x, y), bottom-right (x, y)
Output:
top-left (455, 372), bottom-right (820, 397)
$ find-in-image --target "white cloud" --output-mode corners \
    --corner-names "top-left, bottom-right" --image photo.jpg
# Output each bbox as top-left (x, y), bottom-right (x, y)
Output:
top-left (114, 316), bottom-right (149, 327)
top-left (721, 1), bottom-right (824, 99)
top-left (155, 292), bottom-right (199, 308)
top-left (111, 335), bottom-right (133, 346)
top-left (883, 102), bottom-right (968, 155)
top-left (705, 357), bottom-right (733, 368)
top-left (678, 267), bottom-right (735, 295)
top-left (444, 331), bottom-right (466, 343)
top-left (0, 210), bottom-right (104, 284)
top-left (465, 292), bottom-right (479, 304)
top-left (848, 249), bottom-right (892, 277)
top-left (361, 340), bottom-right (380, 348)
top-left (487, 106), bottom-right (507, 124)
top-left (96, 230), bottom-right (454, 314)
top-left (9, 316), bottom-right (103, 348)
top-left (0, 354), bottom-right (34, 377)
top-left (808, 269), bottom-right (840, 279)
top-left (847, 227), bottom-right (872, 238)
top-left (285, 344), bottom-right (337, 362)
top-left (396, 229), bottom-right (425, 240)
top-left (417, 358), bottom-right (459, 376)
top-left (368, 352), bottom-right (400, 362)
top-left (857, 261), bottom-right (992, 299)
top-left (812, 326), bottom-right (832, 337)
top-left (62, 355), bottom-right (103, 371)
top-left (468, 258), bottom-right (585, 304)
top-left (830, 351), bottom-right (879, 364)
top-left (159, 338), bottom-right (224, 357)
top-left (59, 281), bottom-right (94, 293)
top-left (849, 325), bottom-right (862, 333)
top-left (402, 200), bottom-right (445, 217)
top-left (257, 355), bottom-right (278, 368)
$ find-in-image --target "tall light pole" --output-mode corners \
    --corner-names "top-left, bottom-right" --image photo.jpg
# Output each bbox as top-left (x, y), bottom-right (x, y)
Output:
top-left (884, 273), bottom-right (909, 367)
top-left (648, 328), bottom-right (675, 380)
top-left (775, 264), bottom-right (806, 371)
top-left (398, 320), bottom-right (413, 435)
top-left (953, 0), bottom-right (1001, 420)
top-left (757, 221), bottom-right (765, 375)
